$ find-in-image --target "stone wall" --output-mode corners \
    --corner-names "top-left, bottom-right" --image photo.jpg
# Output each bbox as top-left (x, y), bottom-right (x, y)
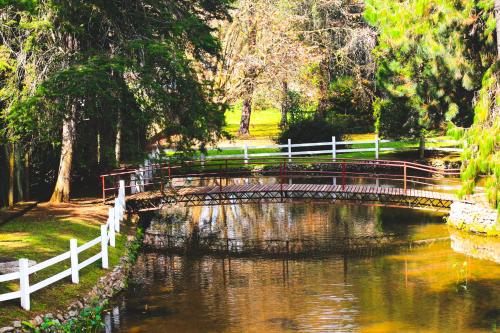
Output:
top-left (447, 201), bottom-right (499, 236)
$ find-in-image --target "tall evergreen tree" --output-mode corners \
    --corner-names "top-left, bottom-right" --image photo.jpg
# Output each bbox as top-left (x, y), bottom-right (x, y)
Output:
top-left (1, 0), bottom-right (233, 203)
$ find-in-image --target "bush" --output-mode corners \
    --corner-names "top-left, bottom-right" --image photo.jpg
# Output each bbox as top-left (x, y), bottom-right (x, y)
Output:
top-left (324, 76), bottom-right (374, 133)
top-left (277, 117), bottom-right (346, 150)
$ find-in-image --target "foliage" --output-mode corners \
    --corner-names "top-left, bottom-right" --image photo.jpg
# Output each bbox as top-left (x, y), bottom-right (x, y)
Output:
top-left (285, 90), bottom-right (307, 124)
top-left (277, 116), bottom-right (345, 149)
top-left (366, 0), bottom-right (496, 138)
top-left (459, 68), bottom-right (500, 211)
top-left (325, 76), bottom-right (374, 133)
top-left (296, 0), bottom-right (376, 117)
top-left (22, 304), bottom-right (105, 332)
top-left (0, 0), bottom-right (234, 203)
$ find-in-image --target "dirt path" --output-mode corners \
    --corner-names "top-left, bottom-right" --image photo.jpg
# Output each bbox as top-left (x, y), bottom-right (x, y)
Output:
top-left (9, 198), bottom-right (109, 227)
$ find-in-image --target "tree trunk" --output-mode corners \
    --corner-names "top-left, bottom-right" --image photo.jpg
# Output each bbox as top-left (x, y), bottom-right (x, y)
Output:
top-left (419, 134), bottom-right (425, 159)
top-left (97, 131), bottom-right (101, 165)
top-left (24, 148), bottom-right (30, 201)
top-left (8, 143), bottom-right (14, 207)
top-left (14, 146), bottom-right (23, 201)
top-left (316, 60), bottom-right (330, 119)
top-left (50, 103), bottom-right (77, 203)
top-left (238, 96), bottom-right (252, 136)
top-left (280, 80), bottom-right (288, 128)
top-left (115, 109), bottom-right (122, 166)
top-left (238, 12), bottom-right (258, 137)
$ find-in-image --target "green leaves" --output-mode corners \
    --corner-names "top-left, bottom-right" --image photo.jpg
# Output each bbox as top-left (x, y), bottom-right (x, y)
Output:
top-left (21, 304), bottom-right (105, 332)
top-left (367, 0), bottom-right (496, 139)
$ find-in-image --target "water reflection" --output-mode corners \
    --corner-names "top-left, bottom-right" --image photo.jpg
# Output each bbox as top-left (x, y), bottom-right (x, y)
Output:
top-left (450, 229), bottom-right (500, 264)
top-left (108, 204), bottom-right (500, 333)
top-left (145, 204), bottom-right (449, 256)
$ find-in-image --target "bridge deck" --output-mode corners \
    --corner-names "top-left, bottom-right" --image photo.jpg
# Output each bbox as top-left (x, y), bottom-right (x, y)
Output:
top-left (126, 183), bottom-right (457, 212)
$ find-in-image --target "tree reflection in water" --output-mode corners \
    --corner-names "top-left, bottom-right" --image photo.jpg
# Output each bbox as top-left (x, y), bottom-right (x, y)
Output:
top-left (107, 204), bottom-right (500, 333)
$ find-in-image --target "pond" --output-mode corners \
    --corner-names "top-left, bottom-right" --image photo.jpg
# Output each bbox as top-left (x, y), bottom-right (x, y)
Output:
top-left (106, 203), bottom-right (500, 332)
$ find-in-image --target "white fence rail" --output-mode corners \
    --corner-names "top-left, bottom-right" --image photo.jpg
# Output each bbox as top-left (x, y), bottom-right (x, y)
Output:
top-left (147, 136), bottom-right (463, 163)
top-left (0, 181), bottom-right (127, 310)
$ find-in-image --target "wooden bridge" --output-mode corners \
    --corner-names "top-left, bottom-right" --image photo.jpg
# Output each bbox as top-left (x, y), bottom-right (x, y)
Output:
top-left (100, 157), bottom-right (462, 212)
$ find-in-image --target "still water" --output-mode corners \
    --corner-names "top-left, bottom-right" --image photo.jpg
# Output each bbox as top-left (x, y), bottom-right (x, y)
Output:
top-left (107, 203), bottom-right (500, 333)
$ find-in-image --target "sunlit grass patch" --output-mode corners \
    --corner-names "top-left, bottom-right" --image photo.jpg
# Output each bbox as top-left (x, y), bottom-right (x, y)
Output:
top-left (0, 215), bottom-right (126, 326)
top-left (224, 107), bottom-right (281, 139)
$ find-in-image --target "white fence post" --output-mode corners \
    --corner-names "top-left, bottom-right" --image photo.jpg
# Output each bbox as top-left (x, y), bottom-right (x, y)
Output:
top-left (109, 220), bottom-right (116, 248)
top-left (332, 136), bottom-right (336, 160)
top-left (108, 208), bottom-right (116, 247)
top-left (375, 135), bottom-right (379, 159)
top-left (287, 139), bottom-right (292, 162)
top-left (70, 239), bottom-right (79, 284)
top-left (114, 200), bottom-right (121, 233)
top-left (144, 159), bottom-right (150, 185)
top-left (139, 167), bottom-right (145, 192)
top-left (19, 258), bottom-right (30, 310)
top-left (101, 225), bottom-right (109, 269)
top-left (244, 144), bottom-right (248, 164)
top-left (119, 179), bottom-right (125, 199)
top-left (130, 174), bottom-right (137, 194)
top-left (200, 152), bottom-right (206, 168)
top-left (114, 197), bottom-right (122, 222)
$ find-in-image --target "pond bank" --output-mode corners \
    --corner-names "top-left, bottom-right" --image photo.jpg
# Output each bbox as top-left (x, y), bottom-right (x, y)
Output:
top-left (447, 201), bottom-right (499, 236)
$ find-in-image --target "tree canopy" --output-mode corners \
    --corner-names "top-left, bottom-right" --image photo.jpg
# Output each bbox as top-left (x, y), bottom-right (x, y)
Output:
top-left (1, 0), bottom-right (233, 202)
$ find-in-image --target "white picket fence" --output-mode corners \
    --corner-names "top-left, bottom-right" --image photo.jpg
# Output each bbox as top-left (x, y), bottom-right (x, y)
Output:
top-left (146, 136), bottom-right (463, 162)
top-left (0, 181), bottom-right (127, 310)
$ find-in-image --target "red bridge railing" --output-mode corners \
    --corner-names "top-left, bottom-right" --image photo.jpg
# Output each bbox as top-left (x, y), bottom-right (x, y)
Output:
top-left (99, 157), bottom-right (461, 203)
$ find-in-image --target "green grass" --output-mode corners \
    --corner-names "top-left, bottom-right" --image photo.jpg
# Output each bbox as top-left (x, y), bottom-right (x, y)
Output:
top-left (224, 107), bottom-right (282, 139)
top-left (0, 216), bottom-right (126, 326)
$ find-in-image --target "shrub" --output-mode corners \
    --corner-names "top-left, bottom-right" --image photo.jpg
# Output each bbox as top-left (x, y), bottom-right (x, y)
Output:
top-left (277, 117), bottom-right (346, 151)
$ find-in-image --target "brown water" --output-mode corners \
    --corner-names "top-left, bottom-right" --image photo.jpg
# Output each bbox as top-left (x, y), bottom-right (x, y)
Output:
top-left (107, 204), bottom-right (500, 333)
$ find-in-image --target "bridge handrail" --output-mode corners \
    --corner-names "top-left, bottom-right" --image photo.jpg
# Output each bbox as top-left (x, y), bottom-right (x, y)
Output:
top-left (100, 156), bottom-right (462, 202)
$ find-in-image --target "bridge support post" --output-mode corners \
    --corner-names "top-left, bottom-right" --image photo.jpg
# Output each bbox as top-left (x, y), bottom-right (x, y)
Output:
top-left (279, 162), bottom-right (283, 200)
top-left (342, 163), bottom-right (346, 191)
top-left (119, 180), bottom-right (125, 199)
top-left (101, 176), bottom-right (106, 203)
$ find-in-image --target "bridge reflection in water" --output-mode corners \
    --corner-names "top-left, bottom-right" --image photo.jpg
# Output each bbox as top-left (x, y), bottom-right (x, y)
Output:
top-left (106, 204), bottom-right (500, 333)
top-left (143, 203), bottom-right (450, 257)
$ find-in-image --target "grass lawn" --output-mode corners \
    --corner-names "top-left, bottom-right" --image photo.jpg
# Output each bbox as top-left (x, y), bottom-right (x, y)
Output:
top-left (224, 107), bottom-right (282, 139)
top-left (0, 202), bottom-right (126, 327)
top-left (224, 106), bottom-right (376, 142)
